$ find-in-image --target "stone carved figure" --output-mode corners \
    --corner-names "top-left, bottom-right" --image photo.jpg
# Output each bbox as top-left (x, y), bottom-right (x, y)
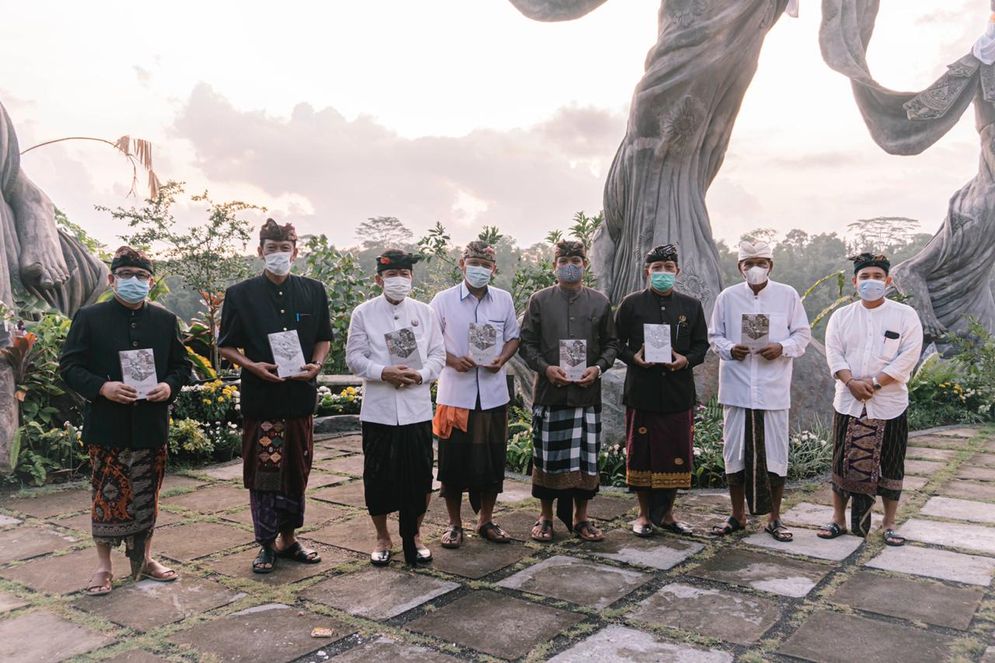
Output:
top-left (821, 0), bottom-right (995, 339)
top-left (0, 99), bottom-right (108, 469)
top-left (508, 0), bottom-right (799, 311)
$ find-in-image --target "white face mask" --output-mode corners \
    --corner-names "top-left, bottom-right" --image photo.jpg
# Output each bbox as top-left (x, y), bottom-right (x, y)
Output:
top-left (383, 276), bottom-right (412, 301)
top-left (744, 265), bottom-right (769, 286)
top-left (264, 251), bottom-right (293, 276)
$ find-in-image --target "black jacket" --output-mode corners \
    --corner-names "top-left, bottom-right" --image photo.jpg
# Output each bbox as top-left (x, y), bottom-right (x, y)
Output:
top-left (614, 288), bottom-right (708, 413)
top-left (59, 299), bottom-right (193, 449)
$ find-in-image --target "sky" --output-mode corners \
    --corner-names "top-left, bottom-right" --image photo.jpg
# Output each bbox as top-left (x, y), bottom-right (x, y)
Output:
top-left (0, 0), bottom-right (987, 250)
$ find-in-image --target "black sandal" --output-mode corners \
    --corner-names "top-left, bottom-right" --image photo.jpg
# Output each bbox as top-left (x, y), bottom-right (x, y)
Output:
top-left (477, 521), bottom-right (510, 544)
top-left (252, 546), bottom-right (277, 574)
top-left (764, 519), bottom-right (793, 542)
top-left (276, 541), bottom-right (321, 564)
top-left (710, 516), bottom-right (745, 537)
top-left (659, 521), bottom-right (694, 536)
top-left (883, 529), bottom-right (906, 546)
top-left (817, 522), bottom-right (847, 539)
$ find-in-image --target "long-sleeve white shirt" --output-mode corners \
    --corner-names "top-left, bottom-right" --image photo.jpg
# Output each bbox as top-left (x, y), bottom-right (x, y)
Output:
top-left (346, 294), bottom-right (445, 426)
top-left (824, 298), bottom-right (923, 420)
top-left (709, 280), bottom-right (811, 410)
top-left (430, 282), bottom-right (521, 410)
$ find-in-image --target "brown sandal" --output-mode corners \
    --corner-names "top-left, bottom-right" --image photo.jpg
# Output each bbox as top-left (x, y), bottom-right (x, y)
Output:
top-left (477, 521), bottom-right (510, 544)
top-left (84, 571), bottom-right (113, 596)
top-left (574, 520), bottom-right (604, 542)
top-left (441, 526), bottom-right (463, 549)
top-left (531, 519), bottom-right (554, 542)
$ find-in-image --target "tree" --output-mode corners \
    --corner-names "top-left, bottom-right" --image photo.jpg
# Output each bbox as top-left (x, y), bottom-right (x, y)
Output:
top-left (846, 217), bottom-right (921, 254)
top-left (569, 211), bottom-right (603, 249)
top-left (740, 227), bottom-right (778, 246)
top-left (105, 181), bottom-right (261, 370)
top-left (355, 216), bottom-right (413, 251)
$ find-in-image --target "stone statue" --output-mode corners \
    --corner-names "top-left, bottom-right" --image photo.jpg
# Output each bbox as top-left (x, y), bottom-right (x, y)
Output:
top-left (821, 0), bottom-right (995, 340)
top-left (509, 0), bottom-right (799, 312)
top-left (0, 99), bottom-right (109, 470)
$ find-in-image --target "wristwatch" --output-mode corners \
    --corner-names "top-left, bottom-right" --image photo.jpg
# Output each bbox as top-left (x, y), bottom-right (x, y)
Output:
top-left (871, 376), bottom-right (882, 391)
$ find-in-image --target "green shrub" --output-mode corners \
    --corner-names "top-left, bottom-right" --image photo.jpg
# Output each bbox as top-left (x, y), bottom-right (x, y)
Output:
top-left (316, 385), bottom-right (362, 416)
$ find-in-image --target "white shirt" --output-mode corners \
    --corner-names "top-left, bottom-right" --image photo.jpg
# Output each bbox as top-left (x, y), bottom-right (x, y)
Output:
top-left (709, 280), bottom-right (811, 410)
top-left (430, 282), bottom-right (521, 410)
top-left (345, 294), bottom-right (445, 426)
top-left (825, 298), bottom-right (923, 420)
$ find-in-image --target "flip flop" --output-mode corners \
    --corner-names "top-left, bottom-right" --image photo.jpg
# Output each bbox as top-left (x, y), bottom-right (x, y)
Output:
top-left (659, 521), bottom-right (694, 536)
top-left (275, 541), bottom-right (321, 564)
top-left (84, 571), bottom-right (113, 596)
top-left (477, 521), bottom-right (510, 544)
top-left (764, 519), bottom-right (793, 542)
top-left (252, 546), bottom-right (277, 574)
top-left (883, 529), bottom-right (906, 547)
top-left (441, 525), bottom-right (463, 549)
top-left (574, 520), bottom-right (604, 542)
top-left (531, 519), bottom-right (554, 542)
top-left (710, 516), bottom-right (745, 537)
top-left (370, 549), bottom-right (392, 566)
top-left (140, 564), bottom-right (178, 582)
top-left (632, 522), bottom-right (654, 538)
top-left (817, 522), bottom-right (848, 540)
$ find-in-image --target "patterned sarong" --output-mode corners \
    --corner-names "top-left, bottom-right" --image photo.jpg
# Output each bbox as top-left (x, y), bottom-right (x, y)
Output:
top-left (531, 405), bottom-right (601, 530)
top-left (625, 407), bottom-right (693, 490)
top-left (249, 490), bottom-right (305, 545)
top-left (733, 409), bottom-right (774, 516)
top-left (89, 444), bottom-right (167, 578)
top-left (241, 417), bottom-right (313, 495)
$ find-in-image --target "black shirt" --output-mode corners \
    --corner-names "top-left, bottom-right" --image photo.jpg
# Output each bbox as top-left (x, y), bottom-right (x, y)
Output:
top-left (59, 299), bottom-right (193, 449)
top-left (614, 288), bottom-right (709, 413)
top-left (218, 274), bottom-right (333, 420)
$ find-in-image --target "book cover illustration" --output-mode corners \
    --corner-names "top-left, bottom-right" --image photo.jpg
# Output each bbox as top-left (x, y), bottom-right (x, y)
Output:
top-left (559, 339), bottom-right (587, 382)
top-left (741, 313), bottom-right (770, 352)
top-left (468, 322), bottom-right (498, 365)
top-left (119, 348), bottom-right (157, 399)
top-left (268, 330), bottom-right (308, 378)
top-left (384, 327), bottom-right (423, 369)
top-left (643, 323), bottom-right (673, 364)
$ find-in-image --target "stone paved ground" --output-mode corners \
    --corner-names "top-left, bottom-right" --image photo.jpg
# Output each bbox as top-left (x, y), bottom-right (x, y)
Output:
top-left (1, 425), bottom-right (994, 662)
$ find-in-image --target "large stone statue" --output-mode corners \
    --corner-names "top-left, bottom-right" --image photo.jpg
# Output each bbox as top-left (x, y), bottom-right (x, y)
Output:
top-left (509, 0), bottom-right (798, 312)
top-left (0, 99), bottom-right (108, 470)
top-left (821, 0), bottom-right (995, 340)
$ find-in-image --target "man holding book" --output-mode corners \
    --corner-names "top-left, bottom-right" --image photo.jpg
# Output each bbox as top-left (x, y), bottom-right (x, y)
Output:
top-left (218, 219), bottom-right (333, 574)
top-left (614, 244), bottom-right (708, 537)
top-left (708, 240), bottom-right (811, 541)
top-left (518, 240), bottom-right (619, 543)
top-left (346, 249), bottom-right (445, 565)
top-left (429, 240), bottom-right (521, 549)
top-left (60, 246), bottom-right (192, 594)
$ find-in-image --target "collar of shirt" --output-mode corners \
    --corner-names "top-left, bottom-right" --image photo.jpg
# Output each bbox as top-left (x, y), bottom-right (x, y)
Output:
top-left (459, 281), bottom-right (492, 303)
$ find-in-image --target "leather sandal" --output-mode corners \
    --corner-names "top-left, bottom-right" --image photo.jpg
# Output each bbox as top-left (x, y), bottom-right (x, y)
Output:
top-left (531, 519), bottom-right (554, 542)
top-left (441, 526), bottom-right (463, 549)
top-left (276, 541), bottom-right (321, 564)
top-left (370, 548), bottom-right (392, 566)
top-left (84, 570), bottom-right (113, 596)
top-left (252, 546), bottom-right (277, 574)
top-left (477, 521), bottom-right (510, 544)
top-left (574, 520), bottom-right (604, 542)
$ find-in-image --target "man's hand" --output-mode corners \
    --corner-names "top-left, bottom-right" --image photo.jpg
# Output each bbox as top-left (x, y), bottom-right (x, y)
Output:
top-left (482, 356), bottom-right (505, 373)
top-left (545, 365), bottom-right (570, 387)
top-left (146, 382), bottom-right (172, 403)
top-left (290, 362), bottom-right (322, 381)
top-left (382, 365), bottom-right (418, 388)
top-left (848, 378), bottom-right (875, 401)
top-left (449, 355), bottom-right (477, 373)
top-left (577, 366), bottom-right (600, 388)
top-left (247, 361), bottom-right (284, 383)
top-left (100, 381), bottom-right (138, 404)
top-left (731, 345), bottom-right (751, 361)
top-left (632, 347), bottom-right (654, 368)
top-left (663, 351), bottom-right (689, 372)
top-left (758, 343), bottom-right (784, 361)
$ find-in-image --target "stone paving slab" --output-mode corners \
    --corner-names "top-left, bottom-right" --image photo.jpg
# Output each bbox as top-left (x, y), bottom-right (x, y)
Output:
top-left (330, 635), bottom-right (460, 662)
top-left (169, 603), bottom-right (353, 663)
top-left (0, 547), bottom-right (127, 595)
top-left (907, 435), bottom-right (970, 449)
top-left (77, 575), bottom-right (242, 631)
top-left (690, 548), bottom-right (830, 598)
top-left (921, 496), bottom-right (995, 525)
top-left (0, 514), bottom-right (21, 528)
top-left (320, 454), bottom-right (365, 476)
top-left (202, 461), bottom-right (244, 481)
top-left (939, 479), bottom-right (995, 502)
top-left (956, 465), bottom-right (995, 481)
top-left (932, 426), bottom-right (980, 438)
top-left (778, 610), bottom-right (955, 663)
top-left (430, 535), bottom-right (532, 579)
top-left (406, 590), bottom-right (585, 661)
top-left (163, 484), bottom-right (249, 513)
top-left (204, 543), bottom-right (353, 584)
top-left (581, 528), bottom-right (704, 571)
top-left (154, 521), bottom-right (248, 561)
top-left (906, 446), bottom-right (957, 462)
top-left (103, 650), bottom-right (171, 663)
top-left (865, 544), bottom-right (995, 586)
top-left (491, 508), bottom-right (542, 541)
top-left (782, 502), bottom-right (883, 530)
top-left (306, 515), bottom-right (416, 556)
top-left (899, 518), bottom-right (995, 555)
top-left (743, 527), bottom-right (864, 562)
top-left (0, 590), bottom-right (27, 614)
top-left (160, 474), bottom-right (206, 492)
top-left (585, 495), bottom-right (636, 521)
top-left (49, 508), bottom-right (183, 535)
top-left (904, 475), bottom-right (929, 491)
top-left (325, 436), bottom-right (363, 453)
top-left (496, 480), bottom-right (535, 505)
top-left (628, 582), bottom-right (780, 645)
top-left (0, 525), bottom-right (79, 564)
top-left (983, 646), bottom-right (995, 663)
top-left (497, 555), bottom-right (651, 609)
top-left (5, 488), bottom-right (90, 519)
top-left (969, 453), bottom-right (995, 468)
top-left (310, 481), bottom-right (367, 507)
top-left (830, 569), bottom-right (984, 630)
top-left (548, 625), bottom-right (733, 663)
top-left (308, 473), bottom-right (350, 490)
top-left (302, 567), bottom-right (459, 619)
top-left (0, 609), bottom-right (114, 662)
top-left (904, 459), bottom-right (946, 476)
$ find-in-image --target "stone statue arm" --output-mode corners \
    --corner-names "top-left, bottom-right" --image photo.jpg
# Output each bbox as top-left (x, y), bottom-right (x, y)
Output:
top-left (507, 0), bottom-right (608, 21)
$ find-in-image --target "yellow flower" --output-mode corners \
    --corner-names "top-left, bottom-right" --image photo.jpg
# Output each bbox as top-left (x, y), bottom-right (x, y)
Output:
top-left (203, 398), bottom-right (211, 405)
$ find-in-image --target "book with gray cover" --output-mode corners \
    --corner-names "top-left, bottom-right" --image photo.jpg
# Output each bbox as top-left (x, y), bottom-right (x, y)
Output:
top-left (643, 323), bottom-right (672, 364)
top-left (119, 348), bottom-right (157, 399)
top-left (268, 329), bottom-right (307, 378)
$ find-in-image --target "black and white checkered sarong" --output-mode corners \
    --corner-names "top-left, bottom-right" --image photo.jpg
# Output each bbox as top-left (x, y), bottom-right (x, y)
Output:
top-left (531, 405), bottom-right (600, 479)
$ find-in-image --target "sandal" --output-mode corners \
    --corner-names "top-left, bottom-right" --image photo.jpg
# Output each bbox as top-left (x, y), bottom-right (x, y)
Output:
top-left (710, 516), bottom-right (745, 537)
top-left (252, 546), bottom-right (277, 574)
top-left (883, 529), bottom-right (906, 547)
top-left (441, 526), bottom-right (464, 549)
top-left (416, 546), bottom-right (433, 563)
top-left (275, 541), bottom-right (321, 564)
top-left (659, 521), bottom-right (694, 536)
top-left (817, 522), bottom-right (848, 540)
top-left (84, 570), bottom-right (113, 596)
top-left (531, 519), bottom-right (554, 542)
top-left (370, 548), bottom-right (392, 566)
top-left (140, 561), bottom-right (178, 582)
top-left (764, 519), bottom-right (793, 542)
top-left (477, 521), bottom-right (510, 544)
top-left (574, 520), bottom-right (604, 542)
top-left (632, 522), bottom-right (654, 538)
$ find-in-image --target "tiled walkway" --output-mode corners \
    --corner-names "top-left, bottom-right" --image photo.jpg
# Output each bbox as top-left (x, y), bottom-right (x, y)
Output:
top-left (1, 426), bottom-right (993, 662)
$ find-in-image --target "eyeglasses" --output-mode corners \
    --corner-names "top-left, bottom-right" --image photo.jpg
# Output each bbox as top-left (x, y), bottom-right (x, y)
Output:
top-left (114, 271), bottom-right (152, 282)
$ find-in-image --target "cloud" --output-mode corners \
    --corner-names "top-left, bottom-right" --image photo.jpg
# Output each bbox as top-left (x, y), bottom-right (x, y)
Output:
top-left (172, 84), bottom-right (626, 247)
